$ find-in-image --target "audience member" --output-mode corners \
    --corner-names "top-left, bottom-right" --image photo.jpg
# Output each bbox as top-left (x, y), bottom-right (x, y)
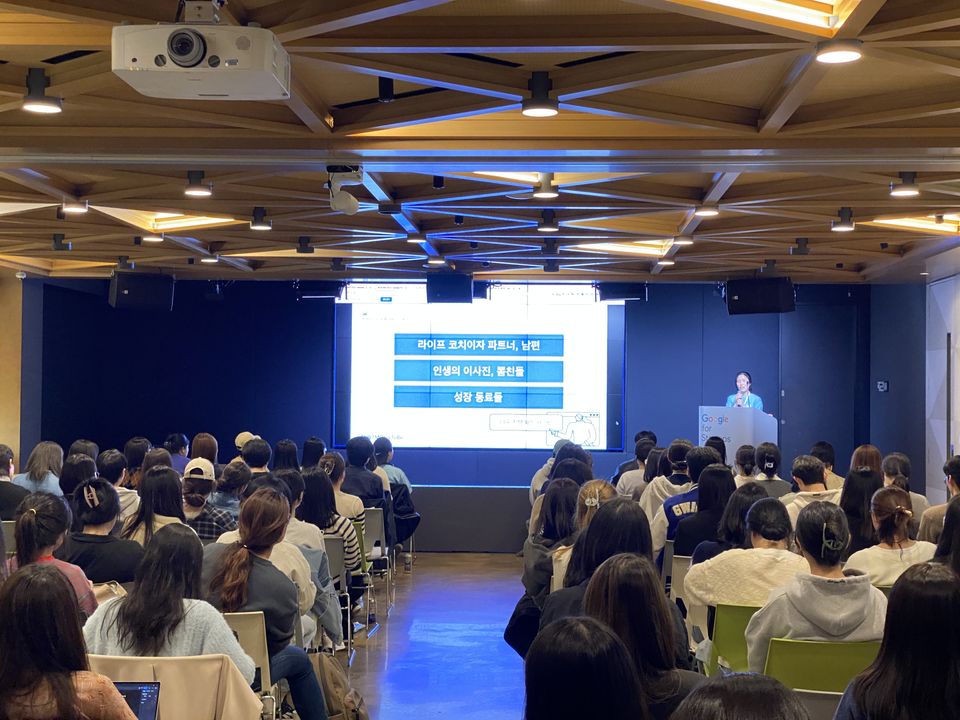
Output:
top-left (163, 432), bottom-right (190, 475)
top-left (374, 437), bottom-right (413, 494)
top-left (208, 460), bottom-right (250, 520)
top-left (0, 443), bottom-right (27, 520)
top-left (933, 496), bottom-right (960, 576)
top-left (84, 524), bottom-right (254, 683)
top-left (576, 479), bottom-right (617, 530)
top-left (881, 451), bottom-right (929, 519)
top-left (191, 432), bottom-right (221, 476)
top-left (752, 442), bottom-right (792, 498)
top-left (342, 437), bottom-right (384, 504)
top-left (840, 468), bottom-right (884, 557)
top-left (120, 465), bottom-right (185, 547)
top-left (684, 497), bottom-right (807, 607)
top-left (732, 444), bottom-right (756, 487)
top-left (523, 479), bottom-right (578, 607)
top-left (745, 502), bottom-right (887, 672)
top-left (320, 452), bottom-right (365, 528)
top-left (58, 452), bottom-right (97, 499)
top-left (811, 440), bottom-right (845, 490)
top-left (673, 463), bottom-right (736, 556)
top-left (691, 482), bottom-right (768, 565)
top-left (273, 439), bottom-right (301, 471)
top-left (232, 431), bottom-right (259, 462)
top-left (182, 458), bottom-right (236, 541)
top-left (616, 438), bottom-right (656, 498)
top-left (671, 674), bottom-right (809, 720)
top-left (850, 444), bottom-right (882, 475)
top-left (524, 616), bottom-right (649, 720)
top-left (835, 562), bottom-right (960, 720)
top-left (633, 447), bottom-right (666, 503)
top-left (274, 468), bottom-right (325, 548)
top-left (370, 454), bottom-right (391, 494)
top-left (96, 449), bottom-right (139, 521)
top-left (0, 564), bottom-right (135, 720)
top-left (610, 430), bottom-right (656, 486)
top-left (639, 438), bottom-right (694, 523)
top-left (141, 447), bottom-right (173, 476)
top-left (784, 454), bottom-right (841, 526)
top-left (67, 439), bottom-right (99, 464)
top-left (300, 466), bottom-right (361, 574)
top-left (122, 436), bottom-right (152, 489)
top-left (547, 443), bottom-right (593, 485)
top-left (203, 488), bottom-right (327, 719)
top-left (845, 486), bottom-right (936, 586)
top-left (584, 554), bottom-right (702, 719)
top-left (652, 447), bottom-right (724, 557)
top-left (241, 437), bottom-right (272, 475)
top-left (704, 436), bottom-right (727, 466)
top-left (301, 437), bottom-right (326, 469)
top-left (920, 455), bottom-right (960, 543)
top-left (9, 492), bottom-right (97, 618)
top-left (12, 441), bottom-right (63, 496)
top-left (55, 479), bottom-right (144, 584)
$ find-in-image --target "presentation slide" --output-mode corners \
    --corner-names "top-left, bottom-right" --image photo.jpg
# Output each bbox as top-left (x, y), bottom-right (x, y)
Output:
top-left (335, 283), bottom-right (623, 450)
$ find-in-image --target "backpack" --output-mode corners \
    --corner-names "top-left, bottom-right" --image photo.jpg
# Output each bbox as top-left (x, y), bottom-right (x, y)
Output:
top-left (308, 650), bottom-right (369, 720)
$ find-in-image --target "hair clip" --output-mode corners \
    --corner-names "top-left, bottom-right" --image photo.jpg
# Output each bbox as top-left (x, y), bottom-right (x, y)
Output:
top-left (26, 508), bottom-right (36, 516)
top-left (821, 522), bottom-right (844, 553)
top-left (584, 495), bottom-right (599, 508)
top-left (83, 486), bottom-right (100, 508)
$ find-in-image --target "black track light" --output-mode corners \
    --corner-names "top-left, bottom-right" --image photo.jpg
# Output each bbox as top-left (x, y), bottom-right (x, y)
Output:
top-left (52, 233), bottom-right (71, 251)
top-left (454, 215), bottom-right (464, 226)
top-left (378, 77), bottom-right (394, 103)
top-left (297, 236), bottom-right (314, 254)
top-left (331, 258), bottom-right (345, 272)
top-left (433, 175), bottom-right (445, 190)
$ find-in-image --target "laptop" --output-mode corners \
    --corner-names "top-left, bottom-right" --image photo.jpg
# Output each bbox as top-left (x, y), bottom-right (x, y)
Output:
top-left (114, 682), bottom-right (160, 720)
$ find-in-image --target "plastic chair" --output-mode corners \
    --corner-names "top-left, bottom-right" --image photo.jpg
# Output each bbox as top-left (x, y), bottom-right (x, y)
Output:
top-left (764, 638), bottom-right (880, 693)
top-left (322, 534), bottom-right (354, 665)
top-left (795, 690), bottom-right (844, 720)
top-left (707, 604), bottom-right (760, 675)
top-left (351, 520), bottom-right (379, 638)
top-left (222, 611), bottom-right (278, 718)
top-left (363, 507), bottom-right (395, 612)
top-left (660, 539), bottom-right (674, 593)
top-left (670, 554), bottom-right (692, 604)
top-left (2, 520), bottom-right (15, 558)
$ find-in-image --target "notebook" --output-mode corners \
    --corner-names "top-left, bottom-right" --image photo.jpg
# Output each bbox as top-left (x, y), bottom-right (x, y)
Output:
top-left (114, 681), bottom-right (160, 720)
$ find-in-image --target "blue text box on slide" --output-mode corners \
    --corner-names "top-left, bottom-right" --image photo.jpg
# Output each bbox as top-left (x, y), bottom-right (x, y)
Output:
top-left (394, 334), bottom-right (564, 356)
top-left (394, 360), bottom-right (564, 383)
top-left (394, 386), bottom-right (564, 409)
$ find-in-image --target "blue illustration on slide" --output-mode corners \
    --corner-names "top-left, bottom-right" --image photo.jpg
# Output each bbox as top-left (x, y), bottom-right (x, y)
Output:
top-left (394, 360), bottom-right (564, 383)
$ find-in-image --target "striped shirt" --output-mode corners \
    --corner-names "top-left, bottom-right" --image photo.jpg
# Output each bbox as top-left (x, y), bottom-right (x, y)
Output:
top-left (322, 514), bottom-right (362, 572)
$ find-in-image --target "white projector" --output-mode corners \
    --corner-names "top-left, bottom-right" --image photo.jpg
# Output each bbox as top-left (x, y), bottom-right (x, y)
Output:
top-left (111, 25), bottom-right (290, 101)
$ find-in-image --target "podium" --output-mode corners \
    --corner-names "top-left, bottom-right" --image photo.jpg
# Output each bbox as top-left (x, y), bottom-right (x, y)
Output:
top-left (698, 406), bottom-right (778, 464)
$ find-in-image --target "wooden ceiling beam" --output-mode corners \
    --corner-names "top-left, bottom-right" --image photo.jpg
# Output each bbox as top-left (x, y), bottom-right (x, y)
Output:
top-left (0, 169), bottom-right (76, 201)
top-left (866, 47), bottom-right (960, 79)
top-left (285, 75), bottom-right (334, 134)
top-left (861, 3), bottom-right (960, 41)
top-left (0, 1), bottom-right (164, 24)
top-left (566, 95), bottom-right (758, 134)
top-left (0, 21), bottom-right (110, 48)
top-left (332, 93), bottom-right (512, 134)
top-left (271, 0), bottom-right (459, 43)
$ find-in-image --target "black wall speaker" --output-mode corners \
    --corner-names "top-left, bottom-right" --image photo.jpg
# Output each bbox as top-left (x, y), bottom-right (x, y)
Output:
top-left (726, 277), bottom-right (795, 315)
top-left (426, 273), bottom-right (473, 303)
top-left (108, 273), bottom-right (175, 311)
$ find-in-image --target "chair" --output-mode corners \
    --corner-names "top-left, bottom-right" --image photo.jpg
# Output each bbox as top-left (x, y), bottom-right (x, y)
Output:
top-left (322, 534), bottom-right (354, 665)
top-left (795, 690), bottom-right (844, 720)
top-left (363, 507), bottom-right (395, 611)
top-left (660, 539), bottom-right (674, 593)
top-left (351, 520), bottom-right (379, 638)
top-left (89, 653), bottom-right (262, 720)
top-left (1, 520), bottom-right (14, 558)
top-left (764, 638), bottom-right (880, 693)
top-left (222, 612), bottom-right (278, 718)
top-left (707, 604), bottom-right (760, 675)
top-left (669, 553), bottom-right (692, 604)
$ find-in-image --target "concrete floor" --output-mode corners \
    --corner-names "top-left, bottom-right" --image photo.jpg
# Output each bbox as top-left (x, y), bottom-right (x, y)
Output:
top-left (348, 553), bottom-right (525, 720)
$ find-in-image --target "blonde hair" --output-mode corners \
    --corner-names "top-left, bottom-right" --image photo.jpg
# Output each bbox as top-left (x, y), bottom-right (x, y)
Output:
top-left (577, 480), bottom-right (617, 530)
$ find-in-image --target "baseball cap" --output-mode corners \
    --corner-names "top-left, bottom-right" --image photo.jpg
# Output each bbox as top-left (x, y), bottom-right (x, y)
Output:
top-left (183, 457), bottom-right (215, 482)
top-left (234, 431), bottom-right (260, 451)
top-left (374, 437), bottom-right (393, 458)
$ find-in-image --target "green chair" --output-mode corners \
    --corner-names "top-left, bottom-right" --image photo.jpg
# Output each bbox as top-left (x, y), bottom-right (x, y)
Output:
top-left (707, 604), bottom-right (760, 676)
top-left (764, 639), bottom-right (881, 693)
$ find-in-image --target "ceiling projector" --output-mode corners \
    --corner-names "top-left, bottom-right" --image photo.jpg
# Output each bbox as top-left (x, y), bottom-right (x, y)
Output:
top-left (111, 24), bottom-right (290, 101)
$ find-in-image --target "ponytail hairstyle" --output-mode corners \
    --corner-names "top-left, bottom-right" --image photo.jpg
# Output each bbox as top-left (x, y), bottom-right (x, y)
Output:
top-left (882, 452), bottom-right (912, 491)
top-left (871, 486), bottom-right (913, 545)
top-left (14, 492), bottom-right (71, 567)
top-left (735, 445), bottom-right (756, 477)
top-left (796, 501), bottom-right (850, 567)
top-left (666, 439), bottom-right (693, 474)
top-left (72, 479), bottom-right (120, 529)
top-left (210, 487), bottom-right (290, 612)
top-left (318, 452), bottom-right (346, 485)
top-left (182, 473), bottom-right (215, 509)
top-left (755, 442), bottom-right (781, 478)
top-left (576, 480), bottom-right (617, 530)
top-left (121, 466), bottom-right (184, 546)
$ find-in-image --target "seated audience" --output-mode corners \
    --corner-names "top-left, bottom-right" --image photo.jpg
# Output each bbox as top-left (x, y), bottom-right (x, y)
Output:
top-left (96, 449), bottom-right (139, 521)
top-left (163, 432), bottom-right (190, 475)
top-left (639, 438), bottom-right (694, 523)
top-left (835, 562), bottom-right (960, 720)
top-left (840, 468), bottom-right (884, 557)
top-left (9, 492), bottom-right (97, 618)
top-left (300, 466), bottom-right (361, 573)
top-left (122, 436), bottom-right (152, 490)
top-left (529, 457), bottom-right (592, 535)
top-left (584, 554), bottom-right (703, 720)
top-left (522, 479), bottom-right (579, 607)
top-left (203, 487), bottom-right (327, 719)
top-left (691, 482), bottom-right (768, 565)
top-left (182, 458), bottom-right (236, 541)
top-left (374, 437), bottom-right (413, 495)
top-left (671, 674), bottom-right (809, 720)
top-left (208, 460), bottom-right (250, 520)
top-left (12, 441), bottom-right (63, 496)
top-left (341, 437), bottom-right (384, 504)
top-left (850, 443), bottom-right (882, 475)
top-left (240, 437), bottom-right (272, 477)
top-left (673, 463), bottom-right (736, 556)
top-left (704, 436), bottom-right (727, 466)
top-left (845, 486), bottom-right (937, 586)
top-left (232, 431), bottom-right (259, 462)
top-left (370, 455), bottom-right (391, 494)
top-left (59, 453), bottom-right (98, 499)
top-left (55, 479), bottom-right (144, 584)
top-left (274, 468), bottom-right (325, 548)
top-left (524, 616), bottom-right (649, 720)
top-left (120, 466), bottom-right (185, 547)
top-left (933, 495), bottom-right (960, 575)
top-left (751, 442), bottom-right (792, 498)
top-left (84, 524), bottom-right (255, 683)
top-left (811, 439), bottom-right (845, 490)
top-left (745, 502), bottom-right (887, 673)
top-left (919, 455), bottom-right (960, 543)
top-left (141, 447), bottom-right (173, 477)
top-left (67, 439), bottom-right (99, 463)
top-left (652, 446), bottom-right (723, 557)
top-left (882, 451), bottom-right (929, 520)
top-left (732, 444), bottom-right (756, 487)
top-left (684, 497), bottom-right (808, 607)
top-left (783, 454), bottom-right (841, 526)
top-left (551, 479), bottom-right (617, 589)
top-left (300, 437), bottom-right (326, 469)
top-left (0, 564), bottom-right (135, 720)
top-left (273, 439), bottom-right (301, 471)
top-left (610, 430), bottom-right (656, 486)
top-left (321, 452), bottom-right (365, 528)
top-left (0, 442), bottom-right (27, 520)
top-left (616, 438), bottom-right (656, 499)
top-left (190, 432), bottom-right (221, 476)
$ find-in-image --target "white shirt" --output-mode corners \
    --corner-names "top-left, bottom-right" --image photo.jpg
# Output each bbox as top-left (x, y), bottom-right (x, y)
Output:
top-left (334, 489), bottom-right (364, 521)
top-left (684, 547), bottom-right (809, 608)
top-left (844, 541), bottom-right (937, 587)
top-left (285, 517), bottom-right (325, 550)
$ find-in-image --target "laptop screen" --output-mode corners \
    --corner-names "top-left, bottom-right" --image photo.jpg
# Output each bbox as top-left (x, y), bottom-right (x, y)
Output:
top-left (114, 682), bottom-right (160, 720)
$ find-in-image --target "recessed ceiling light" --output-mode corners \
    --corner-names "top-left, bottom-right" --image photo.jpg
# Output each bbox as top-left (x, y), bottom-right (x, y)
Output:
top-left (538, 209), bottom-right (560, 232)
top-left (427, 256), bottom-right (447, 266)
top-left (61, 200), bottom-right (88, 214)
top-left (407, 233), bottom-right (426, 244)
top-left (142, 233), bottom-right (164, 243)
top-left (890, 172), bottom-right (920, 198)
top-left (185, 170), bottom-right (212, 198)
top-left (831, 207), bottom-right (855, 232)
top-left (532, 172), bottom-right (560, 199)
top-left (22, 68), bottom-right (62, 114)
top-left (673, 237), bottom-right (695, 246)
top-left (249, 206), bottom-right (271, 231)
top-left (657, 259), bottom-right (675, 266)
top-left (816, 39), bottom-right (864, 65)
top-left (522, 71), bottom-right (559, 118)
top-left (200, 254), bottom-right (220, 264)
top-left (694, 204), bottom-right (719, 218)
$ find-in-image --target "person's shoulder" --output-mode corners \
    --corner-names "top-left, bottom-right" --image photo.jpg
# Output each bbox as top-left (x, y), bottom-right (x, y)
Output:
top-left (184, 598), bottom-right (228, 624)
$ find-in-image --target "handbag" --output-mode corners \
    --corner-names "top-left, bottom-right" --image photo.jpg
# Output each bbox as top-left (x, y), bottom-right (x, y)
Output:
top-left (307, 650), bottom-right (369, 720)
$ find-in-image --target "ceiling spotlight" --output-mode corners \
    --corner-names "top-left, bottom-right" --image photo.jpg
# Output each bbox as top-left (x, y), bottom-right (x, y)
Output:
top-left (133, 236), bottom-right (142, 246)
top-left (521, 71), bottom-right (559, 118)
top-left (454, 215), bottom-right (464, 226)
top-left (538, 209), bottom-right (559, 232)
top-left (532, 172), bottom-right (559, 199)
top-left (921, 271), bottom-right (930, 277)
top-left (51, 233), bottom-right (71, 251)
top-left (142, 232), bottom-right (164, 243)
top-left (544, 259), bottom-right (560, 273)
top-left (831, 207), bottom-right (855, 232)
top-left (694, 204), bottom-right (720, 218)
top-left (816, 39), bottom-right (864, 65)
top-left (22, 68), bottom-right (62, 114)
top-left (61, 200), bottom-right (88, 215)
top-left (378, 77), bottom-right (394, 103)
top-left (184, 170), bottom-right (212, 197)
top-left (250, 206), bottom-right (272, 231)
top-left (331, 258), bottom-right (345, 272)
top-left (432, 175), bottom-right (445, 190)
top-left (936, 214), bottom-right (945, 224)
top-left (200, 254), bottom-right (220, 264)
top-left (790, 237), bottom-right (810, 256)
top-left (673, 236), bottom-right (695, 246)
top-left (890, 171), bottom-right (920, 198)
top-left (469, 241), bottom-right (479, 249)
top-left (542, 237), bottom-right (559, 255)
top-left (656, 259), bottom-right (675, 266)
top-left (117, 255), bottom-right (135, 270)
top-left (407, 233), bottom-right (425, 244)
top-left (296, 236), bottom-right (314, 254)
top-left (427, 256), bottom-right (447, 266)
top-left (482, 261), bottom-right (491, 268)
top-left (761, 259), bottom-right (777, 273)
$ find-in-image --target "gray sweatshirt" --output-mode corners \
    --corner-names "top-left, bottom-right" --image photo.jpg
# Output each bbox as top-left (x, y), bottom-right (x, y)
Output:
top-left (745, 570), bottom-right (887, 673)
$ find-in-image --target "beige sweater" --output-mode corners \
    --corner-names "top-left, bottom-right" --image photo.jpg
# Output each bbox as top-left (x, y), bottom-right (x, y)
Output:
top-left (684, 547), bottom-right (809, 608)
